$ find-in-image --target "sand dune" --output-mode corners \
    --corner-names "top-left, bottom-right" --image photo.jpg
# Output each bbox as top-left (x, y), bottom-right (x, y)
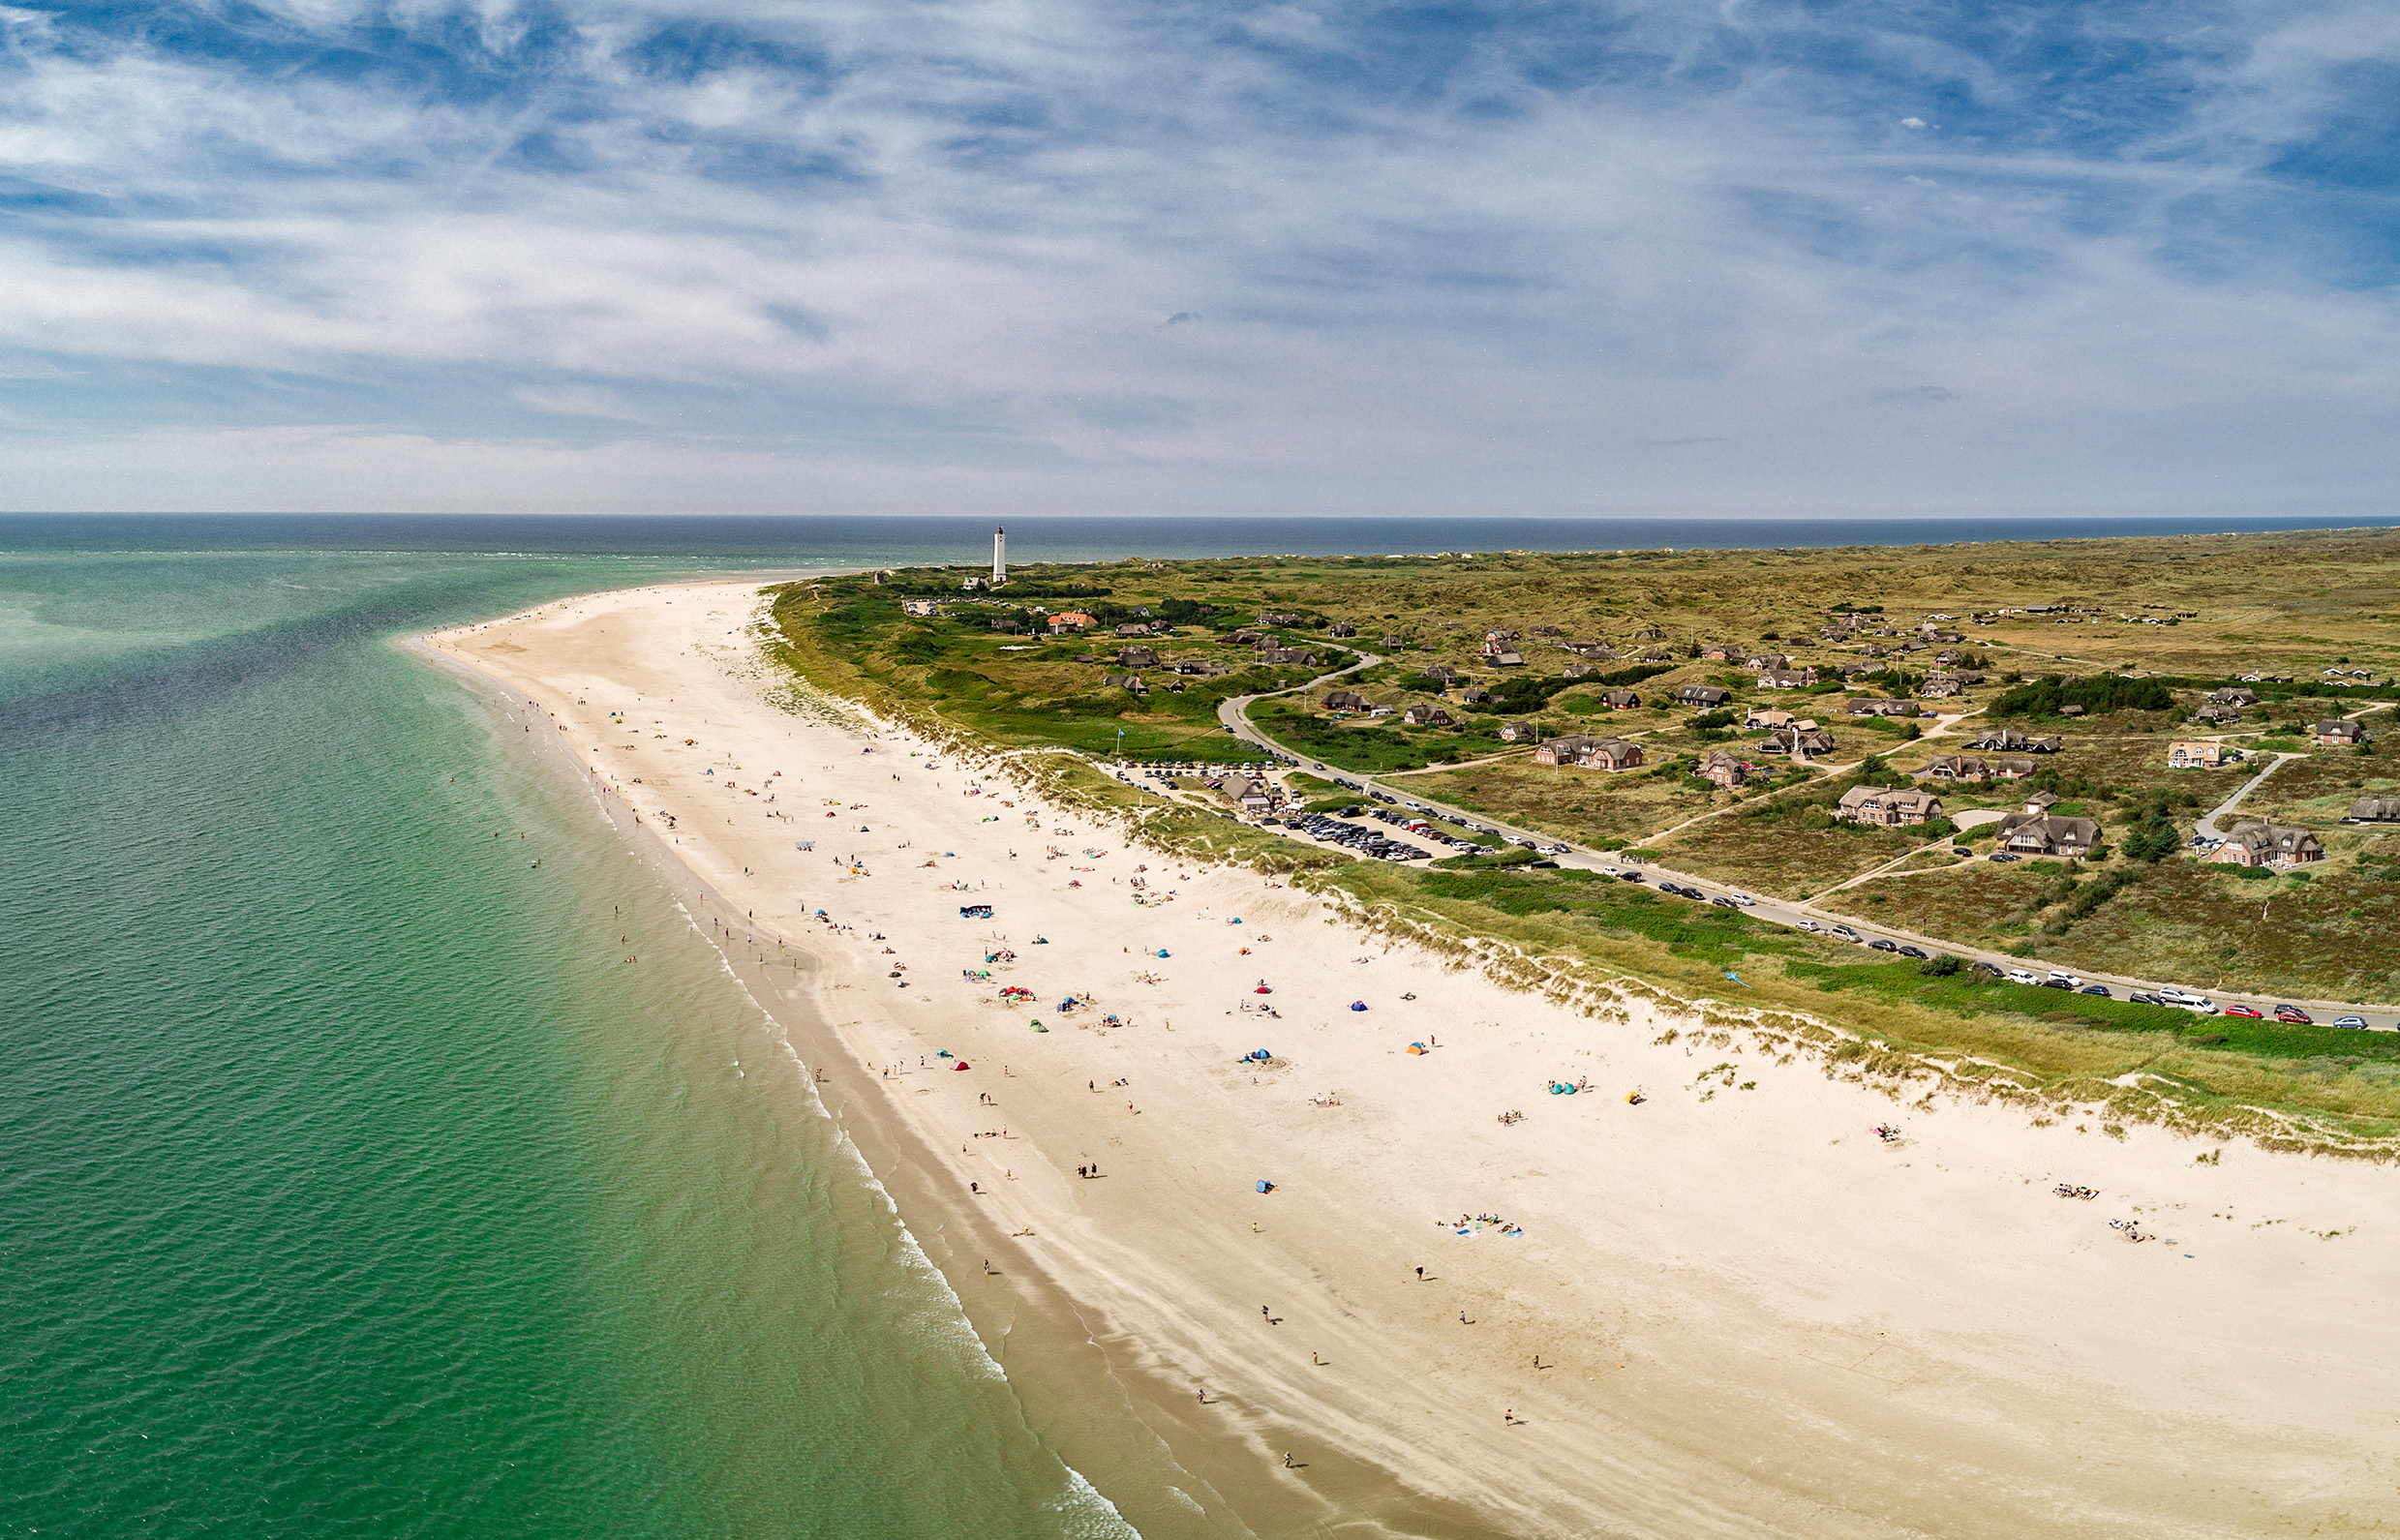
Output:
top-left (430, 578), bottom-right (2400, 1539)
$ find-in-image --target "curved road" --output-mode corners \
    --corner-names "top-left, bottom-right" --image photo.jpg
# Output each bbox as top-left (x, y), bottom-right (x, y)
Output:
top-left (1200, 668), bottom-right (2393, 1032)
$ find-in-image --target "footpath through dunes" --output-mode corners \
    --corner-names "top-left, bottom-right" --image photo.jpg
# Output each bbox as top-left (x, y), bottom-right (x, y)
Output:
top-left (429, 579), bottom-right (2400, 1540)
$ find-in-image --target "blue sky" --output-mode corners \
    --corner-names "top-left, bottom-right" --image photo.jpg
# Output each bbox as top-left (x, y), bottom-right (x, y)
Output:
top-left (0, 0), bottom-right (2393, 514)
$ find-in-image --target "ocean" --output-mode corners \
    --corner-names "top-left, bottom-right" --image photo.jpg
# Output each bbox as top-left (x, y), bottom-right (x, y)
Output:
top-left (2, 510), bottom-right (2391, 1539)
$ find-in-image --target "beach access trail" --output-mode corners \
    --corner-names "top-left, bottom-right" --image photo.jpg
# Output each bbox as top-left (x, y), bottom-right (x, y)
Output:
top-left (430, 579), bottom-right (2400, 1540)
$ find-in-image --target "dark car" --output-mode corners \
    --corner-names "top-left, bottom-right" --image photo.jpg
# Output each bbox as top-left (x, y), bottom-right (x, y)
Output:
top-left (1868, 938), bottom-right (1899, 952)
top-left (1897, 945), bottom-right (1928, 959)
top-left (2275, 1006), bottom-right (2313, 1025)
top-left (1709, 895), bottom-right (1739, 908)
top-left (2039, 977), bottom-right (2073, 990)
top-left (2079, 983), bottom-right (2111, 997)
top-left (2128, 991), bottom-right (2163, 1006)
top-left (1951, 846), bottom-right (1973, 856)
top-left (1988, 852), bottom-right (2020, 862)
top-left (1529, 860), bottom-right (1561, 868)
top-left (1617, 870), bottom-right (1646, 883)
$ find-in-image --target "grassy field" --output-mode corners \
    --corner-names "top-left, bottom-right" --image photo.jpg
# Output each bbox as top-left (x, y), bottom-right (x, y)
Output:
top-left (1394, 759), bottom-right (1721, 847)
top-left (1813, 854), bottom-right (2400, 1005)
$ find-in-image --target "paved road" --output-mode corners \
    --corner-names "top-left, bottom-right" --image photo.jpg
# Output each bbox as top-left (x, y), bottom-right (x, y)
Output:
top-left (1196, 679), bottom-right (2395, 1032)
top-left (2195, 751), bottom-right (2300, 839)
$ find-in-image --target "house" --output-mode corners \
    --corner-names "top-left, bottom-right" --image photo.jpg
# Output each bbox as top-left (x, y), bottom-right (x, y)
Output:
top-left (2210, 820), bottom-right (2324, 866)
top-left (1403, 704), bottom-right (1454, 727)
top-left (1500, 720), bottom-right (1536, 741)
top-left (1700, 749), bottom-right (1748, 787)
top-left (1117, 645), bottom-right (1160, 668)
top-left (1484, 628), bottom-right (1520, 644)
top-left (2206, 687), bottom-right (2260, 708)
top-left (1048, 611), bottom-right (1096, 632)
top-left (1677, 684), bottom-right (1733, 709)
top-left (1917, 677), bottom-right (1966, 700)
top-left (2168, 740), bottom-right (2230, 769)
top-left (1988, 756), bottom-right (2037, 779)
top-left (1530, 625), bottom-right (1565, 637)
top-left (1423, 664), bottom-right (1460, 684)
top-left (1839, 661), bottom-right (1885, 679)
top-left (1597, 688), bottom-right (1641, 710)
top-left (1382, 634), bottom-right (1406, 648)
top-left (1170, 658), bottom-right (1230, 677)
top-left (989, 619), bottom-right (1023, 633)
top-left (1934, 649), bottom-right (1964, 666)
top-left (1257, 611), bottom-right (1306, 626)
top-left (1747, 707), bottom-right (1800, 730)
top-left (1564, 641), bottom-right (1617, 659)
top-left (1259, 648), bottom-right (1318, 666)
top-left (1480, 647), bottom-right (1525, 667)
top-left (1972, 729), bottom-right (2062, 753)
top-left (901, 597), bottom-right (941, 617)
top-left (1745, 653), bottom-right (1789, 671)
top-left (1912, 755), bottom-right (1991, 782)
top-left (1321, 689), bottom-right (1371, 712)
top-left (2059, 704), bottom-right (2087, 718)
top-left (2192, 703), bottom-right (2242, 725)
top-left (1638, 648), bottom-right (1677, 663)
top-left (1837, 786), bottom-right (1945, 826)
top-left (1327, 621), bottom-right (1357, 637)
top-left (1768, 727), bottom-right (1838, 758)
top-left (1848, 698), bottom-right (1921, 717)
top-left (1702, 643), bottom-right (1743, 662)
top-left (1459, 684), bottom-right (1494, 705)
top-left (1562, 661), bottom-right (1597, 679)
top-left (1993, 792), bottom-right (2098, 858)
top-left (1114, 622), bottom-right (1154, 637)
top-left (2346, 797), bottom-right (2400, 824)
top-left (1230, 778), bottom-right (1276, 815)
top-left (1102, 674), bottom-right (1146, 694)
top-left (1533, 736), bottom-right (1643, 770)
top-left (2316, 719), bottom-right (2366, 746)
top-left (1757, 668), bottom-right (1816, 689)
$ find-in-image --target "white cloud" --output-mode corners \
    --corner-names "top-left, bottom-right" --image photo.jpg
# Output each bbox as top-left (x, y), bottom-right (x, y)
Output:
top-left (0, 1), bottom-right (2390, 512)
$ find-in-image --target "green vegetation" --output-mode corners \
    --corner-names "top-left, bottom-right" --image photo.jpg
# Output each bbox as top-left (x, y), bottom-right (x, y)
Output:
top-left (1993, 672), bottom-right (2177, 717)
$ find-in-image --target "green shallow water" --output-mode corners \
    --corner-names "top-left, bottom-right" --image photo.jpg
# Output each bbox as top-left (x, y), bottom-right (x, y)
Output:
top-left (0, 551), bottom-right (1134, 1539)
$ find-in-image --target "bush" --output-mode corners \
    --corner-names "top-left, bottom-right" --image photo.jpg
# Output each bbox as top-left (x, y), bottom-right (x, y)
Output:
top-left (1919, 953), bottom-right (1963, 977)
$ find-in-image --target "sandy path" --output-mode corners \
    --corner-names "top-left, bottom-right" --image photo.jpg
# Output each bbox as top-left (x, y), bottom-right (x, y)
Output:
top-left (428, 579), bottom-right (2400, 1540)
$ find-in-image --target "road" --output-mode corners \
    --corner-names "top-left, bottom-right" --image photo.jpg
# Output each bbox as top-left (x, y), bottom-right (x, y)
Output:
top-left (1196, 669), bottom-right (2395, 1032)
top-left (2195, 752), bottom-right (2300, 839)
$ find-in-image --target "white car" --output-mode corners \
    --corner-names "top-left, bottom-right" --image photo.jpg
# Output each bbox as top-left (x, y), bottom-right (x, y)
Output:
top-left (1729, 893), bottom-right (1758, 906)
top-left (2174, 998), bottom-right (2221, 1014)
top-left (1796, 920), bottom-right (1821, 933)
top-left (2007, 968), bottom-right (2039, 985)
top-left (2047, 970), bottom-right (2083, 987)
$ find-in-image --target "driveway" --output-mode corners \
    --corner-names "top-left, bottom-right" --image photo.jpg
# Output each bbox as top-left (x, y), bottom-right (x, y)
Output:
top-left (2195, 752), bottom-right (2301, 839)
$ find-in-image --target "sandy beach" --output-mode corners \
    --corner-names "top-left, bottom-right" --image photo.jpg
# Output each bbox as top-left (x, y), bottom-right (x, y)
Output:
top-left (428, 579), bottom-right (2400, 1539)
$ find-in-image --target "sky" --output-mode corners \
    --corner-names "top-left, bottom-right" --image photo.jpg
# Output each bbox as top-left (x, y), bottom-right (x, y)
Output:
top-left (0, 0), bottom-right (2394, 516)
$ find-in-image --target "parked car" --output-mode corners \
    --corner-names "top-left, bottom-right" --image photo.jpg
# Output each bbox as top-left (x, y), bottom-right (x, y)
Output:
top-left (1868, 938), bottom-right (1899, 952)
top-left (1710, 895), bottom-right (1739, 908)
top-left (1830, 925), bottom-right (1862, 941)
top-left (2039, 977), bottom-right (2073, 989)
top-left (1729, 893), bottom-right (1758, 906)
top-left (1617, 870), bottom-right (1646, 883)
top-left (2006, 968), bottom-right (2039, 984)
top-left (2079, 984), bottom-right (2111, 997)
top-left (1544, 843), bottom-right (1572, 855)
top-left (2175, 998), bottom-right (2221, 1015)
top-left (1951, 846), bottom-right (1973, 856)
top-left (2128, 991), bottom-right (2163, 1006)
top-left (2223, 1005), bottom-right (2263, 1019)
top-left (1989, 852), bottom-right (2020, 862)
top-left (1897, 944), bottom-right (1928, 959)
top-left (2334, 1015), bottom-right (2370, 1030)
top-left (2046, 971), bottom-right (2082, 987)
top-left (2275, 1006), bottom-right (2313, 1025)
top-left (1796, 919), bottom-right (1821, 932)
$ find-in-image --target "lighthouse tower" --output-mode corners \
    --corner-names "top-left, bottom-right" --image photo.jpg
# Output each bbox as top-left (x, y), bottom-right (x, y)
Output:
top-left (991, 527), bottom-right (1007, 588)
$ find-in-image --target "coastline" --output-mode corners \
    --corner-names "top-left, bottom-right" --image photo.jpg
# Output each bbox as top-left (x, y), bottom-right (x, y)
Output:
top-left (423, 578), bottom-right (2400, 1539)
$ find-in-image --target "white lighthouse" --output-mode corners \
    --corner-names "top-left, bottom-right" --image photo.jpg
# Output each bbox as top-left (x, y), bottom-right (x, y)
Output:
top-left (991, 527), bottom-right (1007, 588)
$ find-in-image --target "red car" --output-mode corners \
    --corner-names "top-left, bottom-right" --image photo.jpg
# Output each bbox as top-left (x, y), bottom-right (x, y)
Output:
top-left (2222, 1005), bottom-right (2264, 1019)
top-left (2275, 1006), bottom-right (2314, 1024)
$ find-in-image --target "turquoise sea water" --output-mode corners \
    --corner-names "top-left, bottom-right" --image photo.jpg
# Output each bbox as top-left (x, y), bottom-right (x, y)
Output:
top-left (0, 550), bottom-right (1134, 1539)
